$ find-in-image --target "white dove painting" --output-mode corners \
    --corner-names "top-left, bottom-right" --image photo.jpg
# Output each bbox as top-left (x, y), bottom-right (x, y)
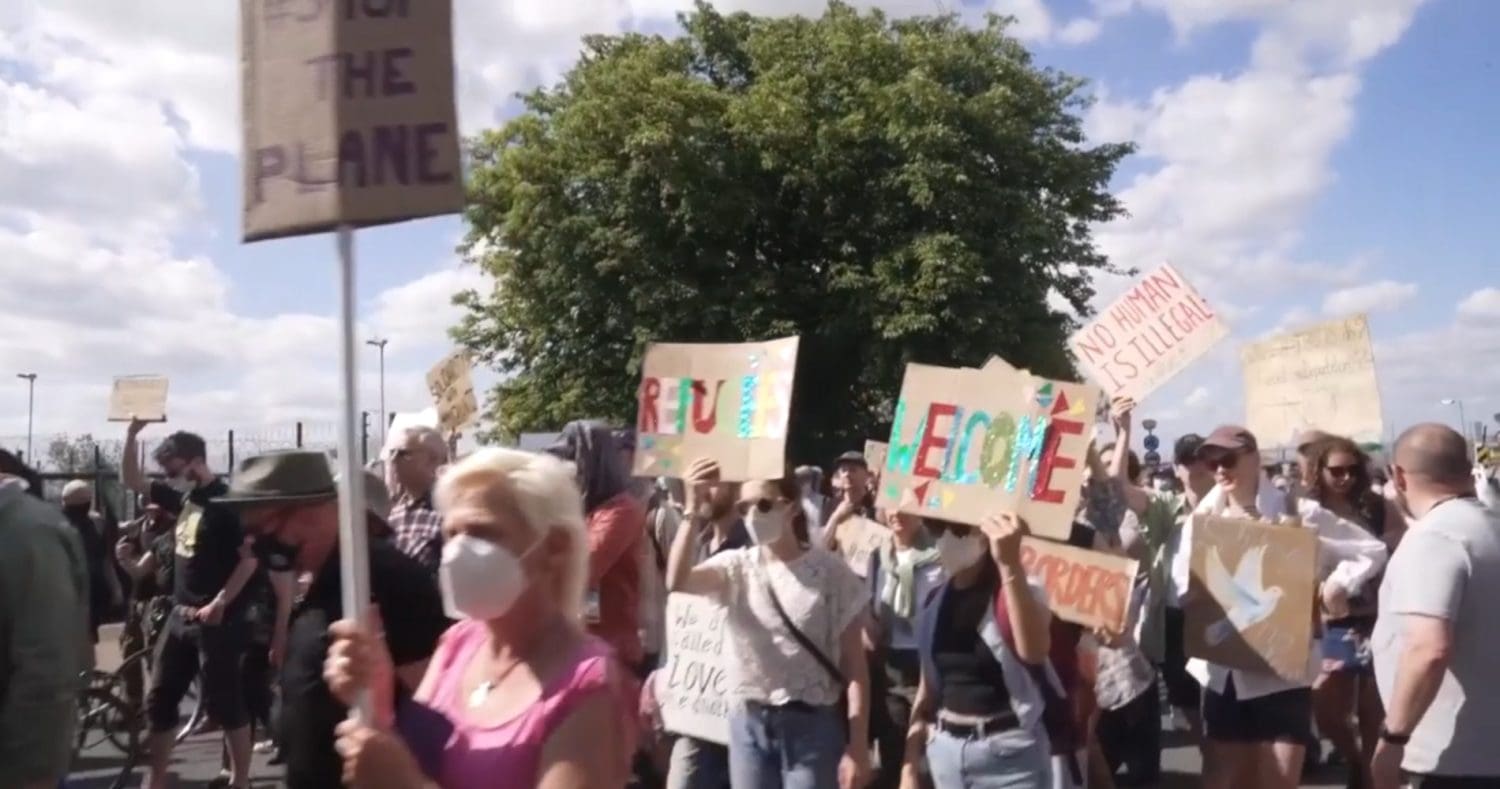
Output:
top-left (1186, 514), bottom-right (1318, 679)
top-left (1203, 545), bottom-right (1285, 646)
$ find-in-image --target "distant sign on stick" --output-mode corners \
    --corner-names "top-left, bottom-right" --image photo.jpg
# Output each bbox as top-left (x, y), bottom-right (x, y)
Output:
top-left (240, 0), bottom-right (464, 241)
top-left (108, 376), bottom-right (170, 423)
top-left (1069, 263), bottom-right (1228, 402)
top-left (633, 337), bottom-right (800, 481)
top-left (426, 351), bottom-right (479, 433)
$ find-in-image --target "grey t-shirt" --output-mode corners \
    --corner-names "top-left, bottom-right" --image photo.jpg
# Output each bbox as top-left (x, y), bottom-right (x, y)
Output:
top-left (1373, 498), bottom-right (1500, 776)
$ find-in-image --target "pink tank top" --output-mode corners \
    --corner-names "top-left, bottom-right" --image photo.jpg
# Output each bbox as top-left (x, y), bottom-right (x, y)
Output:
top-left (414, 620), bottom-right (631, 787)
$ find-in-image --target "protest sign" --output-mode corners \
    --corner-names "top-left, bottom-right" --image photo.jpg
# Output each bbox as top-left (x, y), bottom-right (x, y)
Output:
top-left (634, 337), bottom-right (799, 481)
top-left (863, 441), bottom-right (889, 478)
top-left (657, 594), bottom-right (731, 745)
top-left (1185, 515), bottom-right (1318, 680)
top-left (108, 376), bottom-right (170, 423)
top-left (241, 0), bottom-right (464, 241)
top-left (1242, 314), bottom-right (1383, 448)
top-left (835, 517), bottom-right (891, 578)
top-left (1069, 264), bottom-right (1228, 402)
top-left (875, 357), bottom-right (1096, 541)
top-left (1019, 537), bottom-right (1138, 633)
top-left (425, 351), bottom-right (478, 434)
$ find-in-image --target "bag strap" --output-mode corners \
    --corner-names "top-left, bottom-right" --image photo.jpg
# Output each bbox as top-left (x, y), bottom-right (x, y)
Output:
top-left (763, 578), bottom-right (845, 688)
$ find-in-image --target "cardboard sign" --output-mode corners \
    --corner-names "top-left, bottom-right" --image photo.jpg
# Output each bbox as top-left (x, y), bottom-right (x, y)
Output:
top-left (1019, 537), bottom-right (1138, 633)
top-left (657, 594), bottom-right (731, 745)
top-left (1185, 515), bottom-right (1318, 680)
top-left (863, 441), bottom-right (889, 479)
top-left (875, 357), bottom-right (1096, 541)
top-left (240, 0), bottom-right (464, 241)
top-left (633, 337), bottom-right (799, 481)
top-left (425, 350), bottom-right (478, 433)
top-left (1242, 314), bottom-right (1384, 448)
top-left (1069, 264), bottom-right (1228, 402)
top-left (835, 517), bottom-right (891, 578)
top-left (107, 376), bottom-right (170, 422)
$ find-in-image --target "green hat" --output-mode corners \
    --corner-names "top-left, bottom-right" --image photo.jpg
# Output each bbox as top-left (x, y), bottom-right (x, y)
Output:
top-left (214, 450), bottom-right (338, 511)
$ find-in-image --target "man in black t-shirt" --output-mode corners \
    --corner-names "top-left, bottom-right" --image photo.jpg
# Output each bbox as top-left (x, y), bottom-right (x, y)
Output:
top-left (123, 421), bottom-right (259, 789)
top-left (215, 450), bottom-right (449, 789)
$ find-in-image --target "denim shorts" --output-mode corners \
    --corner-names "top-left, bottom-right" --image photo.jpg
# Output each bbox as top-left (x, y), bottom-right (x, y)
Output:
top-left (926, 724), bottom-right (1052, 788)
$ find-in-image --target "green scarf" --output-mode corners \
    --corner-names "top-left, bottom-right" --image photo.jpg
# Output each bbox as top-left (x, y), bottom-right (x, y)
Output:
top-left (879, 542), bottom-right (939, 619)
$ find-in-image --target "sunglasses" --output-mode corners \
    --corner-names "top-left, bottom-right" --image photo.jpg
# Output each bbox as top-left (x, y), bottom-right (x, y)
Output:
top-left (736, 497), bottom-right (789, 516)
top-left (1204, 452), bottom-right (1242, 472)
top-left (925, 520), bottom-right (975, 539)
top-left (1325, 464), bottom-right (1360, 480)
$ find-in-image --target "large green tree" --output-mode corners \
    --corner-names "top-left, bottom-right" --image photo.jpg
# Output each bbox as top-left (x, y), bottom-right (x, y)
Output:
top-left (455, 1), bottom-right (1133, 464)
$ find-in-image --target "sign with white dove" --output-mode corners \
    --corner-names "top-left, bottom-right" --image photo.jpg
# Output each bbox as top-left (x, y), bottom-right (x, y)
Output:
top-left (876, 357), bottom-right (1097, 541)
top-left (1185, 515), bottom-right (1319, 680)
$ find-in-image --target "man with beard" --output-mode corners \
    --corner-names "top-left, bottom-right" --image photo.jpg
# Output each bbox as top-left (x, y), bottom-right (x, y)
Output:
top-left (60, 480), bottom-right (120, 645)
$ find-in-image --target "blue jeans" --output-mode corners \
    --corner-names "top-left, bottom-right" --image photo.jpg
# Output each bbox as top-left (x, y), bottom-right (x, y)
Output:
top-left (926, 725), bottom-right (1052, 788)
top-left (729, 701), bottom-right (845, 789)
top-left (668, 736), bottom-right (731, 789)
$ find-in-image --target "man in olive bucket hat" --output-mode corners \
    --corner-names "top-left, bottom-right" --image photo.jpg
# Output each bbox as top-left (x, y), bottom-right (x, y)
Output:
top-left (214, 451), bottom-right (450, 789)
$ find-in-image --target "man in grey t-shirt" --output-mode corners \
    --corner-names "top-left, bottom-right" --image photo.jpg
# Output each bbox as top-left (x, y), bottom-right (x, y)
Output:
top-left (1372, 424), bottom-right (1500, 787)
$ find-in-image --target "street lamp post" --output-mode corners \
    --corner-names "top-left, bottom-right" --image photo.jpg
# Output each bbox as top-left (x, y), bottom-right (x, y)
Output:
top-left (1441, 398), bottom-right (1469, 445)
top-left (365, 338), bottom-right (388, 447)
top-left (16, 373), bottom-right (36, 462)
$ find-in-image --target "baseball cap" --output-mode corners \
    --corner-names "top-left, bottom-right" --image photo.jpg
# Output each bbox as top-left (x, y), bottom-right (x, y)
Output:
top-left (1201, 425), bottom-right (1259, 455)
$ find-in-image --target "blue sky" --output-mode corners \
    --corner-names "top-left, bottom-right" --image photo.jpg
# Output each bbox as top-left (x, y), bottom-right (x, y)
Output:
top-left (0, 0), bottom-right (1495, 463)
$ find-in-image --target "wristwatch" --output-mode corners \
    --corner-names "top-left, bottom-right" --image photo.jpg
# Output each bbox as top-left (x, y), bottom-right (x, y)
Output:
top-left (1379, 725), bottom-right (1411, 746)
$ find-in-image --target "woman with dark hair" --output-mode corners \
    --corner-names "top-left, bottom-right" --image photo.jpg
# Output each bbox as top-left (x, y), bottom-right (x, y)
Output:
top-left (1304, 436), bottom-right (1405, 789)
top-left (546, 420), bottom-right (647, 673)
top-left (666, 461), bottom-right (871, 789)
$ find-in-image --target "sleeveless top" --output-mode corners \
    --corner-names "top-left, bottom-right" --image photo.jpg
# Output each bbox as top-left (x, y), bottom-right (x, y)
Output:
top-left (411, 620), bottom-right (633, 787)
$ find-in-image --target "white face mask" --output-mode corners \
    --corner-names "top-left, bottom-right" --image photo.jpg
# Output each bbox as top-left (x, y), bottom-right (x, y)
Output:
top-left (167, 472), bottom-right (197, 494)
top-left (744, 506), bottom-right (789, 545)
top-left (935, 531), bottom-right (986, 574)
top-left (439, 533), bottom-right (538, 621)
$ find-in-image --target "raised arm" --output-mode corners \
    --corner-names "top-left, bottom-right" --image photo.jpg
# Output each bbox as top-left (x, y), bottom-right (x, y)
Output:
top-left (1108, 397), bottom-right (1151, 516)
top-left (982, 513), bottom-right (1051, 664)
top-left (663, 458), bottom-right (730, 598)
top-left (121, 418), bottom-right (151, 495)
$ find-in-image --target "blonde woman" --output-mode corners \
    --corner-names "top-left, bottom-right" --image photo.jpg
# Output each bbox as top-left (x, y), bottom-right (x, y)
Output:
top-left (324, 448), bottom-right (637, 788)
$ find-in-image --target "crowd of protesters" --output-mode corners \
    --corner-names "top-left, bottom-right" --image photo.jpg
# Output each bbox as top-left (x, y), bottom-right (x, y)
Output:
top-left (2, 400), bottom-right (1499, 789)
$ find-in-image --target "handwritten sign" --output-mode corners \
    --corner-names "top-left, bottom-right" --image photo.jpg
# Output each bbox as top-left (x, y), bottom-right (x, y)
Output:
top-left (863, 441), bottom-right (889, 480)
top-left (107, 376), bottom-right (170, 423)
top-left (835, 517), bottom-right (891, 578)
top-left (657, 594), bottom-right (730, 745)
top-left (1069, 264), bottom-right (1228, 402)
top-left (1242, 314), bottom-right (1383, 448)
top-left (425, 350), bottom-right (478, 433)
top-left (634, 337), bottom-right (799, 481)
top-left (875, 357), bottom-right (1096, 541)
top-left (240, 0), bottom-right (464, 241)
top-left (1185, 515), bottom-right (1318, 680)
top-left (1019, 538), bottom-right (1137, 632)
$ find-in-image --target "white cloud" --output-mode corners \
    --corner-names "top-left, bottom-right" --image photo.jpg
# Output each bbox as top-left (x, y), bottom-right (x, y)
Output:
top-left (1458, 288), bottom-right (1500, 322)
top-left (989, 0), bottom-right (1054, 41)
top-left (1058, 18), bottom-right (1104, 44)
top-left (1321, 279), bottom-right (1418, 316)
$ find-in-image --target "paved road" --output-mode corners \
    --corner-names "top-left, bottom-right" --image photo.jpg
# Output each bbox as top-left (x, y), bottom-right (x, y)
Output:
top-left (76, 626), bottom-right (1354, 788)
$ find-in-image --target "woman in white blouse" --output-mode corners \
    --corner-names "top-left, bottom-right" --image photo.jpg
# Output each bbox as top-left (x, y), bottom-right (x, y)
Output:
top-left (1172, 426), bottom-right (1386, 789)
top-left (666, 459), bottom-right (872, 789)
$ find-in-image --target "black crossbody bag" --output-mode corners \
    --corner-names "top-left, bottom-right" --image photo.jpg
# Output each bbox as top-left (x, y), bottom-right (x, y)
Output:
top-left (763, 581), bottom-right (851, 742)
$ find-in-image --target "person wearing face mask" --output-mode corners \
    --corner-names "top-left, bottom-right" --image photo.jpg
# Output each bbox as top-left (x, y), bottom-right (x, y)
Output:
top-left (667, 459), bottom-right (872, 789)
top-left (211, 451), bottom-right (448, 789)
top-left (1171, 426), bottom-right (1386, 789)
top-left (896, 508), bottom-right (1054, 789)
top-left (324, 448), bottom-right (639, 788)
top-left (122, 420), bottom-right (260, 789)
top-left (1370, 424), bottom-right (1500, 789)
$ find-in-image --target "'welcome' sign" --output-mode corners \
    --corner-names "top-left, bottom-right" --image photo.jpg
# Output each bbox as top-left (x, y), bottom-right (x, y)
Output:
top-left (876, 357), bottom-right (1096, 541)
top-left (634, 337), bottom-right (799, 481)
top-left (1069, 263), bottom-right (1228, 402)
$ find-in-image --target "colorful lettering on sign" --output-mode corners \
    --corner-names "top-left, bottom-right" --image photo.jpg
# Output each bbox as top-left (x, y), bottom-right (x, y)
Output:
top-left (1019, 543), bottom-right (1131, 628)
top-left (886, 392), bottom-right (1085, 502)
top-left (638, 374), bottom-right (789, 440)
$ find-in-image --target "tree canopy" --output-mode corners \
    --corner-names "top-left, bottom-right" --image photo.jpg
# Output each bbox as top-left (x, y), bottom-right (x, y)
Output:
top-left (455, 0), bottom-right (1133, 464)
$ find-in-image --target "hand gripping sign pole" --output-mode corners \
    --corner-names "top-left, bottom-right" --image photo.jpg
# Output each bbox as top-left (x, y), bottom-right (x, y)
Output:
top-left (241, 0), bottom-right (465, 723)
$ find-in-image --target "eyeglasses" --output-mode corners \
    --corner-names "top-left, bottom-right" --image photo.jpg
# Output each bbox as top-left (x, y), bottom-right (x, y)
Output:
top-left (925, 519), bottom-right (974, 539)
top-left (1204, 452), bottom-right (1242, 472)
top-left (1325, 465), bottom-right (1359, 480)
